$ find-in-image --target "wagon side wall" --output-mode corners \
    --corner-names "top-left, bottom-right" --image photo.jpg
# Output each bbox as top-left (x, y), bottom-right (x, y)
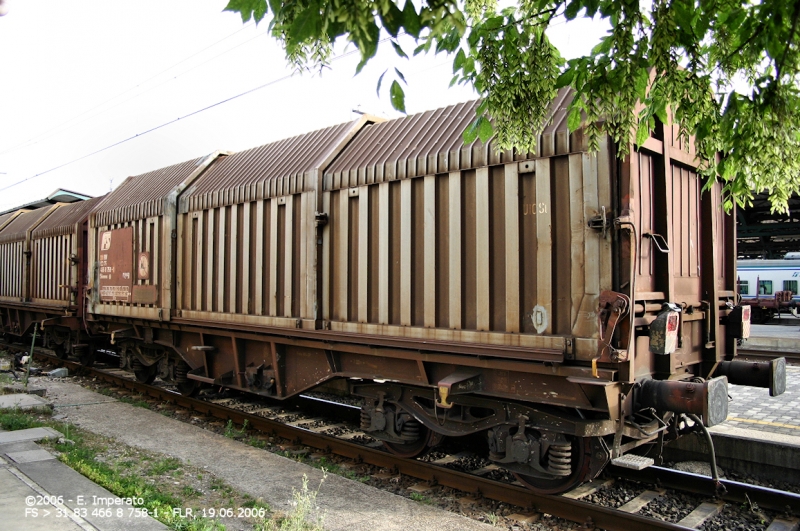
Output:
top-left (321, 139), bottom-right (615, 360)
top-left (176, 190), bottom-right (317, 329)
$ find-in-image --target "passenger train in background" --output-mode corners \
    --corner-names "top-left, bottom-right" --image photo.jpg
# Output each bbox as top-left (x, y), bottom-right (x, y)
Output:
top-left (737, 254), bottom-right (800, 323)
top-left (0, 93), bottom-right (787, 495)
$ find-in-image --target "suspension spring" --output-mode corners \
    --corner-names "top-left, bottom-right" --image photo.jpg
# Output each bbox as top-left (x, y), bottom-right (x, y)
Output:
top-left (131, 358), bottom-right (143, 372)
top-left (174, 363), bottom-right (189, 383)
top-left (360, 409), bottom-right (372, 430)
top-left (400, 418), bottom-right (421, 441)
top-left (548, 443), bottom-right (572, 476)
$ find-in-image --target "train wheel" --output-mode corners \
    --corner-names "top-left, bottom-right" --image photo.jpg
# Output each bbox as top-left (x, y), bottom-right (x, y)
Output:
top-left (513, 436), bottom-right (594, 495)
top-left (132, 359), bottom-right (156, 384)
top-left (383, 422), bottom-right (437, 458)
top-left (52, 342), bottom-right (69, 360)
top-left (75, 345), bottom-right (96, 367)
top-left (176, 380), bottom-right (199, 396)
top-left (174, 362), bottom-right (197, 396)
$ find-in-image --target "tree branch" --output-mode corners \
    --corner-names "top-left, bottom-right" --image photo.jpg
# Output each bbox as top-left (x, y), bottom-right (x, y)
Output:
top-left (776, 0), bottom-right (800, 79)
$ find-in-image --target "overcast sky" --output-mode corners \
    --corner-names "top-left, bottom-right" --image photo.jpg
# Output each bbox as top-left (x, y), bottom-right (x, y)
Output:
top-left (0, 1), bottom-right (606, 212)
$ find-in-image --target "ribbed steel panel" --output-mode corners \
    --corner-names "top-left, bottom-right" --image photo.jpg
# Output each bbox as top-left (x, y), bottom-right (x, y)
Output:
top-left (33, 196), bottom-right (105, 239)
top-left (0, 208), bottom-right (54, 244)
top-left (180, 120), bottom-right (365, 213)
top-left (92, 157), bottom-right (209, 227)
top-left (324, 88), bottom-right (575, 190)
top-left (0, 212), bottom-right (16, 227)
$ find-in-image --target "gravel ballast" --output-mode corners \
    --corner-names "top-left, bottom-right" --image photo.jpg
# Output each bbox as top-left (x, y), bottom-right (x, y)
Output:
top-left (36, 378), bottom-right (496, 531)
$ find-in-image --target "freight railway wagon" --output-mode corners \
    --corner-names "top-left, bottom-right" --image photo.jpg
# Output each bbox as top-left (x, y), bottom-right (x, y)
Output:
top-left (72, 92), bottom-right (782, 494)
top-left (0, 197), bottom-right (106, 360)
top-left (737, 258), bottom-right (800, 323)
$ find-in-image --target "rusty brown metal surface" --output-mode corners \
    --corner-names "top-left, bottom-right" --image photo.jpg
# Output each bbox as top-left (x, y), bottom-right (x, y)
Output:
top-left (180, 119), bottom-right (372, 212)
top-left (92, 156), bottom-right (211, 227)
top-left (324, 88), bottom-right (574, 188)
top-left (319, 102), bottom-right (611, 361)
top-left (98, 227), bottom-right (133, 302)
top-left (26, 348), bottom-right (689, 531)
top-left (0, 208), bottom-right (53, 244)
top-left (33, 196), bottom-right (104, 239)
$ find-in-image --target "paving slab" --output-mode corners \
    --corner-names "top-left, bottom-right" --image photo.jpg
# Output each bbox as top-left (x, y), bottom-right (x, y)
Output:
top-left (0, 393), bottom-right (52, 410)
top-left (17, 458), bottom-right (168, 531)
top-left (0, 427), bottom-right (62, 444)
top-left (7, 449), bottom-right (56, 464)
top-left (0, 467), bottom-right (85, 531)
top-left (40, 380), bottom-right (495, 531)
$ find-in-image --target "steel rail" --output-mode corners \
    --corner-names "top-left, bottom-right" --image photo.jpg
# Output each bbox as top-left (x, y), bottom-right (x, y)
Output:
top-left (609, 465), bottom-right (800, 513)
top-left (736, 348), bottom-right (800, 361)
top-left (9, 347), bottom-right (693, 531)
top-left (12, 345), bottom-right (799, 527)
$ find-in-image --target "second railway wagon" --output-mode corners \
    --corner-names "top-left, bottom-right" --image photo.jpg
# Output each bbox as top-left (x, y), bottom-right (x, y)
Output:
top-left (82, 92), bottom-right (783, 494)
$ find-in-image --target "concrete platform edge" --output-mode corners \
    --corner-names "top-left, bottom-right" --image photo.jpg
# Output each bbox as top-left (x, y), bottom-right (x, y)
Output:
top-left (664, 428), bottom-right (800, 483)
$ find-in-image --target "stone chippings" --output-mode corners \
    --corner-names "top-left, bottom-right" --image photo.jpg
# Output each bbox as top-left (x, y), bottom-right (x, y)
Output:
top-left (699, 504), bottom-right (773, 531)
top-left (637, 492), bottom-right (696, 522)
top-left (582, 480), bottom-right (645, 508)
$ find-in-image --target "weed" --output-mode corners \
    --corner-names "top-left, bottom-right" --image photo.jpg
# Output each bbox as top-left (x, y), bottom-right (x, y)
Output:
top-left (181, 486), bottom-right (202, 497)
top-left (147, 457), bottom-right (182, 476)
top-left (242, 498), bottom-right (271, 511)
top-left (409, 492), bottom-right (432, 504)
top-left (486, 512), bottom-right (499, 526)
top-left (223, 419), bottom-right (249, 439)
top-left (118, 396), bottom-right (152, 409)
top-left (0, 408), bottom-right (44, 431)
top-left (256, 473), bottom-right (326, 531)
top-left (303, 457), bottom-right (369, 483)
top-left (246, 436), bottom-right (267, 449)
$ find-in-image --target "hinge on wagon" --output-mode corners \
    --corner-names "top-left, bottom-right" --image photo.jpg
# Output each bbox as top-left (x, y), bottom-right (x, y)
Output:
top-left (588, 206), bottom-right (611, 238)
top-left (314, 212), bottom-right (329, 227)
top-left (595, 291), bottom-right (631, 369)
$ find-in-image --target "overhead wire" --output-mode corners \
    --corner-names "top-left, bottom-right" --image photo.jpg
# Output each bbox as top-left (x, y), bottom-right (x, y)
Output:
top-left (0, 42), bottom-right (374, 193)
top-left (0, 21), bottom-right (256, 156)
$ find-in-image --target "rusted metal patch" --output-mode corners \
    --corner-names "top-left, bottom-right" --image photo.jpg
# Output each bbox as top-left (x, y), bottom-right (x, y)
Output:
top-left (132, 285), bottom-right (158, 305)
top-left (98, 227), bottom-right (133, 302)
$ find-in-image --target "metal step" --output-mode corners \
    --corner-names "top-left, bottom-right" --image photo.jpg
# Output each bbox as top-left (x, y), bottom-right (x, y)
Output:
top-left (610, 454), bottom-right (654, 470)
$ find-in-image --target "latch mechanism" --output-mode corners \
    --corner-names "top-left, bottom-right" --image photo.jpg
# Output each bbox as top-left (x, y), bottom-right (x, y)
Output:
top-left (596, 290), bottom-right (631, 365)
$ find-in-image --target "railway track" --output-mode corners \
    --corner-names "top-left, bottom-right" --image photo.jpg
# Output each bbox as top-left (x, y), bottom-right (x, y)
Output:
top-left (736, 348), bottom-right (800, 363)
top-left (3, 342), bottom-right (800, 531)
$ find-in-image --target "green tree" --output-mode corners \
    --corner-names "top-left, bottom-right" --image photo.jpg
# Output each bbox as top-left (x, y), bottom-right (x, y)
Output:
top-left (224, 0), bottom-right (800, 212)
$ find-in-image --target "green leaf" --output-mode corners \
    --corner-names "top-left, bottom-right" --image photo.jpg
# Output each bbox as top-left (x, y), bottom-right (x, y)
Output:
top-left (289, 6), bottom-right (321, 44)
top-left (376, 69), bottom-right (388, 97)
top-left (390, 81), bottom-right (406, 113)
top-left (478, 115), bottom-right (494, 142)
top-left (402, 0), bottom-right (422, 38)
top-left (380, 2), bottom-right (404, 37)
top-left (653, 100), bottom-right (668, 124)
top-left (453, 49), bottom-right (466, 73)
top-left (391, 41), bottom-right (408, 59)
top-left (394, 67), bottom-right (407, 85)
top-left (635, 121), bottom-right (649, 147)
top-left (590, 36), bottom-right (613, 56)
top-left (567, 105), bottom-right (582, 132)
top-left (225, 0), bottom-right (261, 22)
top-left (252, 0), bottom-right (268, 22)
top-left (555, 68), bottom-right (575, 88)
top-left (634, 68), bottom-right (649, 100)
top-left (463, 117), bottom-right (481, 144)
top-left (565, 0), bottom-right (581, 21)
